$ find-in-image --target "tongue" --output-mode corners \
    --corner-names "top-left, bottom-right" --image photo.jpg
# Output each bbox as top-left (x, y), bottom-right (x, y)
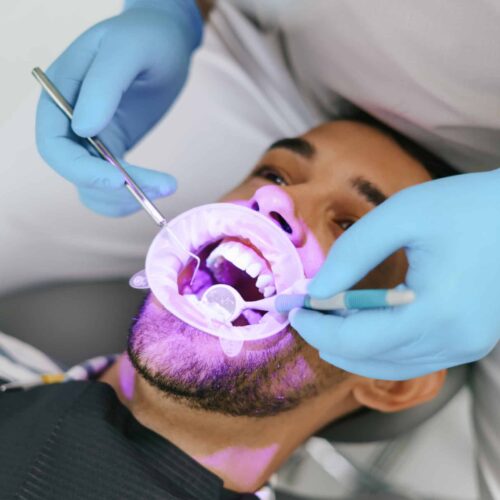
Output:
top-left (212, 259), bottom-right (262, 302)
top-left (182, 268), bottom-right (213, 296)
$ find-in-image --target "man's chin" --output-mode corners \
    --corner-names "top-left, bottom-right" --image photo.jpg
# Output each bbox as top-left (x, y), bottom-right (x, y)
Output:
top-left (127, 294), bottom-right (316, 417)
top-left (129, 293), bottom-right (297, 367)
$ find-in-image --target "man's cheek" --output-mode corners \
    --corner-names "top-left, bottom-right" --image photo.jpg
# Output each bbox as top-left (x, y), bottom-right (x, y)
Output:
top-left (297, 227), bottom-right (325, 278)
top-left (218, 185), bottom-right (255, 203)
top-left (218, 193), bottom-right (234, 202)
top-left (355, 250), bottom-right (407, 289)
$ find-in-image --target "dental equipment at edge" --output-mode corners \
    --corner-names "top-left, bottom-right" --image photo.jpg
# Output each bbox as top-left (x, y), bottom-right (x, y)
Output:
top-left (32, 67), bottom-right (200, 274)
top-left (202, 283), bottom-right (415, 323)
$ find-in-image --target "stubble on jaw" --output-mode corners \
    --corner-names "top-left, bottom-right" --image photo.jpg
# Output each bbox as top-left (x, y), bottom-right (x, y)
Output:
top-left (127, 295), bottom-right (348, 417)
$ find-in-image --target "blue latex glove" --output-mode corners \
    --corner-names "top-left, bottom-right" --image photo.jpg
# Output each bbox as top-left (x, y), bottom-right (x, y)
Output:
top-left (35, 0), bottom-right (203, 216)
top-left (291, 169), bottom-right (500, 380)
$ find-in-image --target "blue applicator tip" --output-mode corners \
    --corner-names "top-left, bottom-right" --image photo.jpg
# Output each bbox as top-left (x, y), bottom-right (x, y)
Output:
top-left (275, 294), bottom-right (306, 314)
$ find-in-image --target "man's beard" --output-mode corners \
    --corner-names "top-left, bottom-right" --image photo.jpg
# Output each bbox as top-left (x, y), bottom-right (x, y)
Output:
top-left (128, 294), bottom-right (343, 417)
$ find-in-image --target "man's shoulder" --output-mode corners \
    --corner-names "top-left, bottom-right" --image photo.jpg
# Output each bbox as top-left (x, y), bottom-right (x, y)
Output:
top-left (0, 382), bottom-right (225, 499)
top-left (0, 379), bottom-right (102, 414)
top-left (0, 381), bottom-right (125, 438)
top-left (0, 382), bottom-right (136, 499)
top-left (0, 382), bottom-right (97, 497)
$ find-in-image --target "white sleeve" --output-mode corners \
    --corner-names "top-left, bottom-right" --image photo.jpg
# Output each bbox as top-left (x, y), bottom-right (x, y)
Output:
top-left (472, 343), bottom-right (500, 500)
top-left (0, 332), bottom-right (63, 383)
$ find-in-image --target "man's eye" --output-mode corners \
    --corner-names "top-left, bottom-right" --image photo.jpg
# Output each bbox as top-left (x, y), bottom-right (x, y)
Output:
top-left (336, 220), bottom-right (355, 231)
top-left (254, 166), bottom-right (288, 186)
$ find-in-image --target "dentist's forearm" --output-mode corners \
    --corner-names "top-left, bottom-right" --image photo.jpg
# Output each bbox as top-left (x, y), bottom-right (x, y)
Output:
top-left (124, 0), bottom-right (214, 20)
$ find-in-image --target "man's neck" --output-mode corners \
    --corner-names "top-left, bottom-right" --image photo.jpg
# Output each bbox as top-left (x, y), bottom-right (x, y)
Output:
top-left (101, 354), bottom-right (358, 493)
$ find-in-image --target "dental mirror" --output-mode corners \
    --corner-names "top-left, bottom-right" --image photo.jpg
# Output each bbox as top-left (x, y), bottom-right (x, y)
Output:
top-left (201, 284), bottom-right (281, 322)
top-left (138, 203), bottom-right (306, 341)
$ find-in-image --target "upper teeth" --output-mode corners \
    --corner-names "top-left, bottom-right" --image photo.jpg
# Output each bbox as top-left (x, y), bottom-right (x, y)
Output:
top-left (206, 241), bottom-right (276, 297)
top-left (256, 274), bottom-right (272, 288)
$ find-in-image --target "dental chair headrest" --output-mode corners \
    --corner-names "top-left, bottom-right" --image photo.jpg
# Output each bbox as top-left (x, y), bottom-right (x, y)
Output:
top-left (0, 279), bottom-right (469, 443)
top-left (317, 363), bottom-right (469, 442)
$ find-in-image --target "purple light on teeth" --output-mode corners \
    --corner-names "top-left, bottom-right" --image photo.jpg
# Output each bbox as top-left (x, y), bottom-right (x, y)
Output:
top-left (236, 188), bottom-right (325, 277)
top-left (144, 203), bottom-right (304, 341)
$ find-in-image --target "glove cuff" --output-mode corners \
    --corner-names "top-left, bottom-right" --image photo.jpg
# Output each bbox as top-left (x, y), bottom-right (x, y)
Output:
top-left (124, 0), bottom-right (204, 50)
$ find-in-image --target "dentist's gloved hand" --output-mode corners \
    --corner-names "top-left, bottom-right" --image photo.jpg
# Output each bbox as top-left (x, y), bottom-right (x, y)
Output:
top-left (291, 169), bottom-right (500, 380)
top-left (35, 0), bottom-right (203, 216)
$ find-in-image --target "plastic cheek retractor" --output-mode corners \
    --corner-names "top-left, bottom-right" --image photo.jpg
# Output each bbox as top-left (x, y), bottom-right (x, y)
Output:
top-left (130, 203), bottom-right (305, 356)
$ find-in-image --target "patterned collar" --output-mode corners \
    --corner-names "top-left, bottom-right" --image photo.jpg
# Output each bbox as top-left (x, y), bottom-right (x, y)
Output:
top-left (0, 352), bottom-right (118, 392)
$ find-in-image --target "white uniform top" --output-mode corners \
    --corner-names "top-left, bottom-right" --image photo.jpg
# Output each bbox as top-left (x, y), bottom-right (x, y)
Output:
top-left (235, 0), bottom-right (500, 172)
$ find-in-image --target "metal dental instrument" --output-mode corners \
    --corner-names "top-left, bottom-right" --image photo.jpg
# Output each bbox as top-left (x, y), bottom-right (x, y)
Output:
top-left (32, 67), bottom-right (166, 227)
top-left (32, 67), bottom-right (200, 276)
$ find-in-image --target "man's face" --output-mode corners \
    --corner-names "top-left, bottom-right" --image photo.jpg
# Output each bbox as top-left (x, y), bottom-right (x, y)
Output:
top-left (128, 121), bottom-right (431, 416)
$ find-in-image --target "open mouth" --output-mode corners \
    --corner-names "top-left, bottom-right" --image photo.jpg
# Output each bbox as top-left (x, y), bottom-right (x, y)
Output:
top-left (144, 203), bottom-right (304, 342)
top-left (178, 236), bottom-right (278, 326)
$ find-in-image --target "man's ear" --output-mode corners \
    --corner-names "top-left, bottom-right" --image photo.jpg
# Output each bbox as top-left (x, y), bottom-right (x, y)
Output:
top-left (351, 370), bottom-right (447, 413)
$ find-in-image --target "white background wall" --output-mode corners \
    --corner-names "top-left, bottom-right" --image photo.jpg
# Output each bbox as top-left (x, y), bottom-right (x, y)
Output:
top-left (0, 1), bottom-right (121, 126)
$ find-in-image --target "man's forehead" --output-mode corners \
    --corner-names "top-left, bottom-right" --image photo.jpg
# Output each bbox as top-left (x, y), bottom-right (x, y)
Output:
top-left (267, 122), bottom-right (391, 163)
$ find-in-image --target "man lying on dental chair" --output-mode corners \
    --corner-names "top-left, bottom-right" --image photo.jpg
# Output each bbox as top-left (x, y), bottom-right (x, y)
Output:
top-left (0, 114), bottom-right (461, 499)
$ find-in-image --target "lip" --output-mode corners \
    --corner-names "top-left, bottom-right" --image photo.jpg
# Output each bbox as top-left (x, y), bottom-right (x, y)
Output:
top-left (144, 203), bottom-right (305, 341)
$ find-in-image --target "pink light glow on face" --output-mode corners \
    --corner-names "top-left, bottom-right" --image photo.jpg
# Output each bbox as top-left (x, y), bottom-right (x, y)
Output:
top-left (118, 353), bottom-right (136, 401)
top-left (234, 185), bottom-right (325, 277)
top-left (128, 293), bottom-right (325, 416)
top-left (128, 187), bottom-right (334, 416)
top-left (296, 226), bottom-right (324, 277)
top-left (197, 444), bottom-right (279, 492)
top-left (268, 355), bottom-right (315, 397)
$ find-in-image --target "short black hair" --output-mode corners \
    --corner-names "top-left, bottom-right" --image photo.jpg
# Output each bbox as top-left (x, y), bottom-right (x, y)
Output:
top-left (338, 106), bottom-right (459, 179)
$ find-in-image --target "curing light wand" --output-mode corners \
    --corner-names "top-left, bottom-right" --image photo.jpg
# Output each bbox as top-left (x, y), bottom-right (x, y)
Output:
top-left (202, 283), bottom-right (416, 323)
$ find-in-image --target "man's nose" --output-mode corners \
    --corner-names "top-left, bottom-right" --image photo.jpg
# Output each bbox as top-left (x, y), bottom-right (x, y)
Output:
top-left (250, 186), bottom-right (305, 246)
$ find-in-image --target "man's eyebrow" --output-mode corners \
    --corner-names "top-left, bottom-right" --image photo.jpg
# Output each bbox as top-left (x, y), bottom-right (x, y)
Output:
top-left (268, 137), bottom-right (316, 159)
top-left (350, 176), bottom-right (388, 206)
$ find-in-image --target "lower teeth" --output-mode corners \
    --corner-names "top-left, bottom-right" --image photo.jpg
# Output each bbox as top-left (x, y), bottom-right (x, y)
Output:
top-left (242, 309), bottom-right (262, 325)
